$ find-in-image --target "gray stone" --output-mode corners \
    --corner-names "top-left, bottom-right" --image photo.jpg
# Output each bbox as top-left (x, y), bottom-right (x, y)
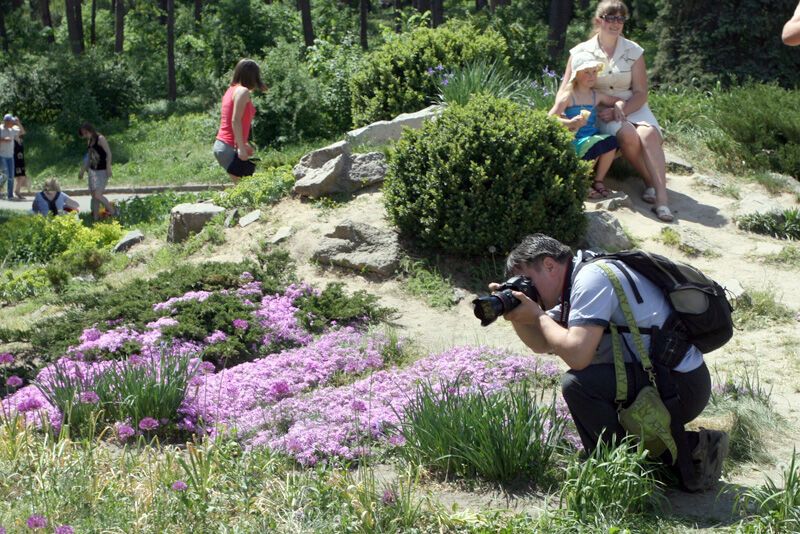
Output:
top-left (594, 192), bottom-right (633, 211)
top-left (582, 211), bottom-right (632, 251)
top-left (167, 203), bottom-right (226, 243)
top-left (451, 288), bottom-right (469, 304)
top-left (312, 220), bottom-right (401, 277)
top-left (270, 226), bottom-right (293, 244)
top-left (346, 105), bottom-right (442, 145)
top-left (693, 174), bottom-right (725, 191)
top-left (339, 152), bottom-right (388, 192)
top-left (293, 140), bottom-right (351, 180)
top-left (668, 227), bottom-right (715, 257)
top-left (293, 154), bottom-right (349, 198)
top-left (113, 230), bottom-right (145, 253)
top-left (224, 208), bottom-right (239, 228)
top-left (665, 150), bottom-right (694, 175)
top-left (239, 209), bottom-right (262, 228)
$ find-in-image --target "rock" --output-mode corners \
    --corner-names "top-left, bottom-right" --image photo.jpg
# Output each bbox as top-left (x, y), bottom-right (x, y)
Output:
top-left (451, 288), bottom-right (469, 305)
top-left (293, 140), bottom-right (351, 180)
top-left (167, 203), bottom-right (226, 243)
top-left (312, 220), bottom-right (401, 277)
top-left (292, 154), bottom-right (349, 199)
top-left (668, 227), bottom-right (715, 257)
top-left (594, 192), bottom-right (633, 211)
top-left (665, 150), bottom-right (694, 175)
top-left (113, 230), bottom-right (145, 253)
top-left (582, 211), bottom-right (632, 251)
top-left (239, 209), bottom-right (262, 228)
top-left (270, 226), bottom-right (293, 244)
top-left (224, 208), bottom-right (239, 228)
top-left (339, 152), bottom-right (388, 192)
top-left (346, 105), bottom-right (442, 145)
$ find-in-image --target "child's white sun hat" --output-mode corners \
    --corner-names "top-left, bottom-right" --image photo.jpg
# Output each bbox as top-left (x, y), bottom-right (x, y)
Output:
top-left (569, 52), bottom-right (605, 83)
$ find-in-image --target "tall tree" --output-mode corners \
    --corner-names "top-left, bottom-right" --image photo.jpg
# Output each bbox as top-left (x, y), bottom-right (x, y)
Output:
top-left (0, 0), bottom-right (8, 53)
top-left (299, 0), bottom-right (314, 47)
top-left (431, 0), bottom-right (443, 27)
top-left (39, 0), bottom-right (54, 43)
top-left (64, 0), bottom-right (85, 54)
top-left (194, 0), bottom-right (201, 24)
top-left (90, 0), bottom-right (97, 45)
top-left (475, 0), bottom-right (487, 11)
top-left (359, 0), bottom-right (367, 49)
top-left (114, 0), bottom-right (124, 52)
top-left (547, 0), bottom-right (572, 62)
top-left (166, 0), bottom-right (176, 100)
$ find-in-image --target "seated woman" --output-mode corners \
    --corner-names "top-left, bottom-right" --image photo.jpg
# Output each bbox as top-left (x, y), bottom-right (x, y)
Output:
top-left (31, 178), bottom-right (80, 216)
top-left (558, 0), bottom-right (674, 222)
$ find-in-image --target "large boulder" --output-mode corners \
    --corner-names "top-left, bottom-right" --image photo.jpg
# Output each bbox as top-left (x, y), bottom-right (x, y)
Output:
top-left (113, 230), bottom-right (145, 253)
top-left (582, 211), bottom-right (632, 252)
top-left (346, 105), bottom-right (442, 145)
top-left (168, 203), bottom-right (225, 243)
top-left (293, 140), bottom-right (351, 181)
top-left (293, 154), bottom-right (349, 198)
top-left (292, 151), bottom-right (388, 199)
top-left (312, 220), bottom-right (401, 277)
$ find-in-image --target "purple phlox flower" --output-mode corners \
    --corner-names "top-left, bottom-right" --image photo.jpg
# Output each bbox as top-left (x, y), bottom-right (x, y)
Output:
top-left (381, 488), bottom-right (397, 506)
top-left (0, 352), bottom-right (13, 365)
top-left (138, 417), bottom-right (159, 431)
top-left (240, 271), bottom-right (254, 282)
top-left (26, 514), bottom-right (47, 529)
top-left (204, 330), bottom-right (228, 345)
top-left (79, 391), bottom-right (100, 404)
top-left (17, 397), bottom-right (43, 413)
top-left (351, 400), bottom-right (367, 412)
top-left (146, 316), bottom-right (179, 329)
top-left (117, 423), bottom-right (135, 441)
top-left (0, 526), bottom-right (6, 534)
top-left (199, 361), bottom-right (216, 374)
top-left (171, 480), bottom-right (188, 491)
top-left (5, 375), bottom-right (22, 388)
top-left (55, 526), bottom-right (75, 534)
top-left (388, 434), bottom-right (405, 446)
top-left (426, 67), bottom-right (435, 75)
top-left (232, 319), bottom-right (249, 330)
top-left (270, 381), bottom-right (291, 400)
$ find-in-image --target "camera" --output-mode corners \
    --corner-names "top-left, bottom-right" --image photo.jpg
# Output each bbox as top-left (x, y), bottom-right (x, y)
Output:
top-left (472, 276), bottom-right (540, 326)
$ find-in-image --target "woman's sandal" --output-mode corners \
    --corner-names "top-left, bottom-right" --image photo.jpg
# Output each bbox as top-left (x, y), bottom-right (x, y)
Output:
top-left (588, 181), bottom-right (611, 199)
top-left (652, 204), bottom-right (674, 223)
top-left (641, 187), bottom-right (656, 204)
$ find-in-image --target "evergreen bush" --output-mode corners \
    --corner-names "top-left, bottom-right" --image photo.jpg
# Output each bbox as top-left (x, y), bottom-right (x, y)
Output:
top-left (349, 20), bottom-right (507, 126)
top-left (384, 95), bottom-right (589, 256)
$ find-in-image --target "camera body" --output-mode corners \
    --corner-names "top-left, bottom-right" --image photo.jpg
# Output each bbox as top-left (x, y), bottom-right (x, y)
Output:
top-left (472, 275), bottom-right (540, 326)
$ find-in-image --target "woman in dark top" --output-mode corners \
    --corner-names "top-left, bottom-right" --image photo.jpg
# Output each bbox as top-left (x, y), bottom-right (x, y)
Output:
top-left (78, 122), bottom-right (116, 220)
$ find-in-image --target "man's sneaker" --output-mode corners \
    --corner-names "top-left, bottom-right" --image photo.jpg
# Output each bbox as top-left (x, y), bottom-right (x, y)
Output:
top-left (690, 428), bottom-right (729, 491)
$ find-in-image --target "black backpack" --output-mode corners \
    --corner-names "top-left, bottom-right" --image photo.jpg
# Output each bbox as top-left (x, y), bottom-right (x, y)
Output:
top-left (579, 250), bottom-right (734, 355)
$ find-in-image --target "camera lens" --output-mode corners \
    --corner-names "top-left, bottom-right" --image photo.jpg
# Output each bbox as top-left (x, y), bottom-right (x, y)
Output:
top-left (472, 289), bottom-right (521, 326)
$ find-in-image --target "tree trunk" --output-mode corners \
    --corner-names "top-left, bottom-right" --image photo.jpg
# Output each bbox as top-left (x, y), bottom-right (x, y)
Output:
top-left (359, 0), bottom-right (367, 49)
top-left (299, 0), bottom-right (314, 47)
top-left (417, 0), bottom-right (429, 14)
top-left (65, 0), bottom-right (84, 54)
top-left (431, 0), bottom-right (443, 27)
top-left (394, 0), bottom-right (401, 32)
top-left (11, 0), bottom-right (22, 10)
top-left (115, 0), bottom-right (124, 53)
top-left (193, 0), bottom-right (201, 24)
top-left (158, 0), bottom-right (166, 24)
top-left (475, 0), bottom-right (486, 11)
top-left (547, 0), bottom-right (572, 62)
top-left (167, 0), bottom-right (176, 101)
top-left (39, 0), bottom-right (53, 42)
top-left (489, 0), bottom-right (508, 9)
top-left (0, 6), bottom-right (8, 53)
top-left (90, 0), bottom-right (96, 45)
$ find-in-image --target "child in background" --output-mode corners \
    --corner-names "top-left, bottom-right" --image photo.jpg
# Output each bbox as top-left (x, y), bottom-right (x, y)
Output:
top-left (549, 52), bottom-right (624, 199)
top-left (13, 116), bottom-right (29, 199)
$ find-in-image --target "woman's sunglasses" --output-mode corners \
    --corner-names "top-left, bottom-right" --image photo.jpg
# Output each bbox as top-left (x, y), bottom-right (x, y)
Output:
top-left (601, 15), bottom-right (627, 23)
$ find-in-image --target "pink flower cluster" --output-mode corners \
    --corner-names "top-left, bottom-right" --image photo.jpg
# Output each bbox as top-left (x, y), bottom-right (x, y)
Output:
top-left (153, 290), bottom-right (212, 311)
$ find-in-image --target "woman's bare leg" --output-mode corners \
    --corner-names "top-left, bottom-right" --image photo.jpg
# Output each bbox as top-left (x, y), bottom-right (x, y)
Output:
top-left (228, 173), bottom-right (240, 185)
top-left (637, 125), bottom-right (669, 207)
top-left (616, 123), bottom-right (654, 186)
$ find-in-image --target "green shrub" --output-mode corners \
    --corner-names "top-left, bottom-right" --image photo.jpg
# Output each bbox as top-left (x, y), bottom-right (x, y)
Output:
top-left (399, 379), bottom-right (565, 485)
top-left (559, 437), bottom-right (665, 521)
top-left (385, 95), bottom-right (588, 255)
top-left (116, 191), bottom-right (212, 228)
top-left (213, 166), bottom-right (294, 209)
top-left (481, 4), bottom-right (551, 79)
top-left (293, 282), bottom-right (393, 334)
top-left (738, 208), bottom-right (800, 240)
top-left (306, 37), bottom-right (365, 135)
top-left (0, 268), bottom-right (51, 303)
top-left (732, 287), bottom-right (795, 330)
top-left (350, 20), bottom-right (507, 126)
top-left (710, 84), bottom-right (800, 178)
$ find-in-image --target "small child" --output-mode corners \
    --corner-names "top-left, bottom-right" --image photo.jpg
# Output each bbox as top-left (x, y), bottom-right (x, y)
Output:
top-left (549, 52), bottom-right (624, 199)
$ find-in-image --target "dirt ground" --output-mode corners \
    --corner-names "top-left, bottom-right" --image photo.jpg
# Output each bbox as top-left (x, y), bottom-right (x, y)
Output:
top-left (202, 160), bottom-right (800, 527)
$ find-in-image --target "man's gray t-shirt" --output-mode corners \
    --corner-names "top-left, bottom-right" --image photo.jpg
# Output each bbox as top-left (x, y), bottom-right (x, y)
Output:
top-left (547, 252), bottom-right (704, 373)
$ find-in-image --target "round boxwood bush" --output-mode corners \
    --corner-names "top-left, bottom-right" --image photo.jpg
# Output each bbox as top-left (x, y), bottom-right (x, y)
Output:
top-left (350, 20), bottom-right (507, 127)
top-left (384, 95), bottom-right (589, 256)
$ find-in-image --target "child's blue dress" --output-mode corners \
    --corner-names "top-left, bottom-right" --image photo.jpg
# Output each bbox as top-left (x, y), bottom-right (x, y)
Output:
top-left (564, 91), bottom-right (619, 160)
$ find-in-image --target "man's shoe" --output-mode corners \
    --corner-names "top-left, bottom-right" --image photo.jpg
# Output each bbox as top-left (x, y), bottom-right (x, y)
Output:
top-left (690, 428), bottom-right (729, 491)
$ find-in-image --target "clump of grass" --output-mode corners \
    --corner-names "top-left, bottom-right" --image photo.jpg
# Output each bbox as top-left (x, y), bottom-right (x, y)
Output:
top-left (733, 287), bottom-right (795, 330)
top-left (748, 170), bottom-right (795, 196)
top-left (398, 379), bottom-right (566, 485)
top-left (761, 246), bottom-right (800, 269)
top-left (436, 59), bottom-right (538, 108)
top-left (400, 258), bottom-right (456, 309)
top-left (735, 449), bottom-right (800, 533)
top-left (738, 208), bottom-right (800, 240)
top-left (559, 436), bottom-right (666, 522)
top-left (660, 227), bottom-right (682, 248)
top-left (707, 367), bottom-right (783, 465)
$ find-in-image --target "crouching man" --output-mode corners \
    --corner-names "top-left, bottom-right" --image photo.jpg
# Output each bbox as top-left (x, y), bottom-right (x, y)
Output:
top-left (494, 233), bottom-right (728, 491)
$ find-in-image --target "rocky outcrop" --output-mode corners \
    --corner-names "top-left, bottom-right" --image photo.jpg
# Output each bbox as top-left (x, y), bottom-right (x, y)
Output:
top-left (346, 105), bottom-right (442, 145)
top-left (292, 142), bottom-right (388, 199)
top-left (167, 203), bottom-right (225, 243)
top-left (312, 220), bottom-right (401, 277)
top-left (582, 211), bottom-right (633, 251)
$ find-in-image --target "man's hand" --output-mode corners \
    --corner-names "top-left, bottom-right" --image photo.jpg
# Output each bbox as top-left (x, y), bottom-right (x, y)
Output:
top-left (502, 290), bottom-right (544, 325)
